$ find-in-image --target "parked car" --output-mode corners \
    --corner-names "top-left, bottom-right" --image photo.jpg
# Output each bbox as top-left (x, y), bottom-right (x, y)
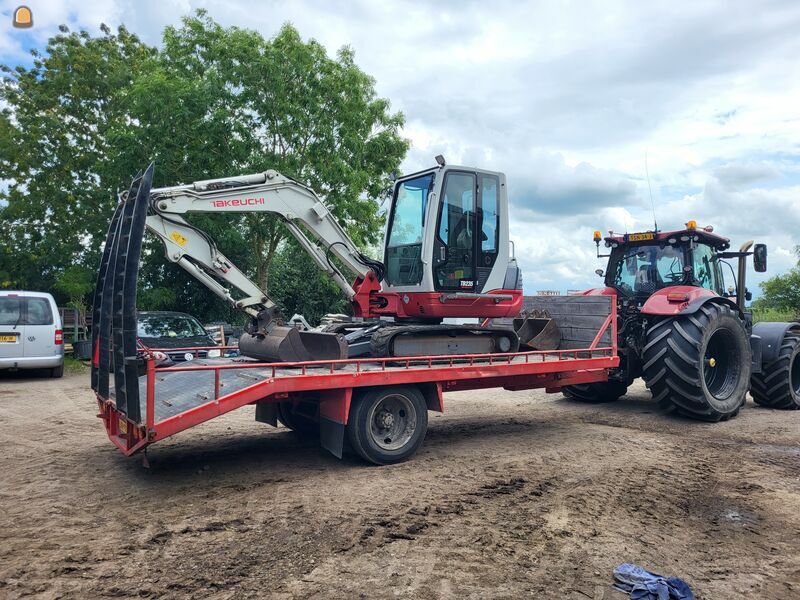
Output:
top-left (0, 291), bottom-right (64, 377)
top-left (137, 311), bottom-right (221, 362)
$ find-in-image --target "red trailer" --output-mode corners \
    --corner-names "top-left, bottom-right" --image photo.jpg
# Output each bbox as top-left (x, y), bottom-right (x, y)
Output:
top-left (95, 295), bottom-right (619, 465)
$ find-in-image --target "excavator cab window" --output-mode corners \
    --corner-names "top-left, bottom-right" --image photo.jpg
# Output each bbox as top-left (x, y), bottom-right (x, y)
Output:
top-left (385, 172), bottom-right (434, 286)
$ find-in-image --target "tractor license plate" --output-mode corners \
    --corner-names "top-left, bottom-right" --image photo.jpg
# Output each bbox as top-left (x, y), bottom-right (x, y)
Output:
top-left (628, 232), bottom-right (655, 241)
top-left (0, 334), bottom-right (17, 343)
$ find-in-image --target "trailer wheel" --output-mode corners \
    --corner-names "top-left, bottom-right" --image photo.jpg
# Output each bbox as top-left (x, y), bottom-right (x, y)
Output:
top-left (642, 303), bottom-right (751, 421)
top-left (277, 401), bottom-right (318, 436)
top-left (346, 386), bottom-right (428, 465)
top-left (750, 332), bottom-right (800, 409)
top-left (563, 381), bottom-right (628, 403)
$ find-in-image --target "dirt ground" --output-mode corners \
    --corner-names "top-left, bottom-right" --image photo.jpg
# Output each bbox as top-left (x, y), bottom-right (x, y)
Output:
top-left (1, 369), bottom-right (799, 599)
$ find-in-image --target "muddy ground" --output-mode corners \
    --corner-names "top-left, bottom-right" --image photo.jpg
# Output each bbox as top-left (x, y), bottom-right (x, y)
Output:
top-left (1, 369), bottom-right (799, 599)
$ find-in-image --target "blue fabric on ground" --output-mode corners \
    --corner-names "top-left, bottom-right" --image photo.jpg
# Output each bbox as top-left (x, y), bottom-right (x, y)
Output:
top-left (613, 563), bottom-right (695, 600)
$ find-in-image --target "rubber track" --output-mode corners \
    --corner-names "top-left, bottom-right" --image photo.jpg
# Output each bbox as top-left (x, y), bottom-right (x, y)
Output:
top-left (642, 303), bottom-right (748, 421)
top-left (750, 332), bottom-right (800, 409)
top-left (369, 324), bottom-right (520, 358)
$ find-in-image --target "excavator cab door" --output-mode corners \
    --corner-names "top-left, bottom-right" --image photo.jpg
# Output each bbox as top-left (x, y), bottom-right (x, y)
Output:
top-left (433, 170), bottom-right (500, 293)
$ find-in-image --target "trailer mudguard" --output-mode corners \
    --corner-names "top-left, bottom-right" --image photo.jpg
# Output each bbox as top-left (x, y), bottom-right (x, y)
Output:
top-left (752, 321), bottom-right (800, 364)
top-left (319, 388), bottom-right (352, 459)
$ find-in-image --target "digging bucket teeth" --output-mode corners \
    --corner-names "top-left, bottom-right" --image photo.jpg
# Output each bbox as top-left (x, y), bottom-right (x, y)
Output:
top-left (91, 164), bottom-right (154, 422)
top-left (239, 327), bottom-right (348, 363)
top-left (513, 311), bottom-right (561, 350)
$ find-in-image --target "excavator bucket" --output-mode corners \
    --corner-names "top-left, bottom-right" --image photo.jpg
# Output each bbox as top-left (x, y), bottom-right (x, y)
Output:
top-left (513, 310), bottom-right (561, 350)
top-left (239, 327), bottom-right (348, 363)
top-left (91, 164), bottom-right (154, 422)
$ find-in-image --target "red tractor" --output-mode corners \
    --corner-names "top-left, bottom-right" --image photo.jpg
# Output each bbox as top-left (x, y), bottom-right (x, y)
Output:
top-left (564, 220), bottom-right (800, 421)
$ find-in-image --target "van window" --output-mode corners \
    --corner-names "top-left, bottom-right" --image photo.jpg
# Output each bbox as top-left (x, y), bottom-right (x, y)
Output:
top-left (26, 298), bottom-right (54, 325)
top-left (0, 297), bottom-right (54, 326)
top-left (0, 297), bottom-right (22, 326)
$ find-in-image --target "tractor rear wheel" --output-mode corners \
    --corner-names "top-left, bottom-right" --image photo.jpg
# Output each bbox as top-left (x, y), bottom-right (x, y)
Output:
top-left (563, 381), bottom-right (628, 403)
top-left (642, 303), bottom-right (751, 421)
top-left (750, 331), bottom-right (800, 409)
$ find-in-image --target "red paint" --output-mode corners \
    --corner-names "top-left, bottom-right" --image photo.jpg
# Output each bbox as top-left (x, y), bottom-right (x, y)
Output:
top-left (579, 286), bottom-right (617, 296)
top-left (640, 286), bottom-right (715, 315)
top-left (603, 227), bottom-right (730, 249)
top-left (318, 388), bottom-right (352, 425)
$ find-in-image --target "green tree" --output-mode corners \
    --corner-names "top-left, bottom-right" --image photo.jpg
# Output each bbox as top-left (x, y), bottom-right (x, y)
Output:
top-left (756, 246), bottom-right (800, 314)
top-left (0, 11), bottom-right (408, 324)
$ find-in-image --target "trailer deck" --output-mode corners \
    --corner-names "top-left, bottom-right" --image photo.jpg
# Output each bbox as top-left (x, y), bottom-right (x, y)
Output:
top-left (98, 325), bottom-right (618, 460)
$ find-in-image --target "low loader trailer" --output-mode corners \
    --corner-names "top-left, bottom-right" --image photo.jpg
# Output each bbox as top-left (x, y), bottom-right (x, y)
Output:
top-left (97, 304), bottom-right (618, 465)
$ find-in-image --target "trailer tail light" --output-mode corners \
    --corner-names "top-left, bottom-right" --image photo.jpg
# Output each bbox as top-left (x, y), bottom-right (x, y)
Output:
top-left (55, 329), bottom-right (63, 345)
top-left (666, 292), bottom-right (690, 303)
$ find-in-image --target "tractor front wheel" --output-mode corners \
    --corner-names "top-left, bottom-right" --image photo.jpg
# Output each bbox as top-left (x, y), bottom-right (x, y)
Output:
top-left (750, 330), bottom-right (800, 409)
top-left (642, 303), bottom-right (751, 421)
top-left (563, 381), bottom-right (628, 403)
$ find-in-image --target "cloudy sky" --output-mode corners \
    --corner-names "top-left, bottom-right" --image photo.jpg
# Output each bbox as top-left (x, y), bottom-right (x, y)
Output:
top-left (2, 0), bottom-right (799, 294)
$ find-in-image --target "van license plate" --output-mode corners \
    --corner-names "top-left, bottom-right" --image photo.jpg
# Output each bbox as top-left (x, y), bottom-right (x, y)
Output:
top-left (0, 335), bottom-right (17, 343)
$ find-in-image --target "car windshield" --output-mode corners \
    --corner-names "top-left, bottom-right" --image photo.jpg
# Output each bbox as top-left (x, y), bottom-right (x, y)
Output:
top-left (137, 314), bottom-right (207, 338)
top-left (612, 243), bottom-right (686, 294)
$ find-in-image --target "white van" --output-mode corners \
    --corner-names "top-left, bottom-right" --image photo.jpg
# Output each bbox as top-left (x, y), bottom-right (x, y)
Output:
top-left (0, 291), bottom-right (64, 377)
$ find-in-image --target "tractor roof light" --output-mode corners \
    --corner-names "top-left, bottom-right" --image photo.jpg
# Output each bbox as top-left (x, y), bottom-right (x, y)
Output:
top-left (686, 220), bottom-right (697, 230)
top-left (703, 225), bottom-right (714, 232)
top-left (593, 230), bottom-right (602, 242)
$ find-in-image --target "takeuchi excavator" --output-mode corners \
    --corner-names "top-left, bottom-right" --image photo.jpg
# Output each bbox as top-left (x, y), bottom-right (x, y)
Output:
top-left (93, 158), bottom-right (555, 365)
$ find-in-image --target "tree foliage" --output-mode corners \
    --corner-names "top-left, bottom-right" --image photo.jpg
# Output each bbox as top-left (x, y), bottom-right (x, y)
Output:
top-left (755, 246), bottom-right (800, 315)
top-left (0, 11), bottom-right (408, 324)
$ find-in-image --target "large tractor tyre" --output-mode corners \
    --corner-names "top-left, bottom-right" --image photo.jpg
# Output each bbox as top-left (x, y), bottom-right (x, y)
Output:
top-left (276, 401), bottom-right (319, 436)
top-left (563, 381), bottom-right (628, 403)
top-left (346, 386), bottom-right (428, 465)
top-left (642, 303), bottom-right (751, 422)
top-left (750, 331), bottom-right (800, 409)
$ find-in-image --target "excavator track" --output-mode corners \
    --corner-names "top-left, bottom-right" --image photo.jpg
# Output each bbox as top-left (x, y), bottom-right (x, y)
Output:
top-left (369, 324), bottom-right (519, 358)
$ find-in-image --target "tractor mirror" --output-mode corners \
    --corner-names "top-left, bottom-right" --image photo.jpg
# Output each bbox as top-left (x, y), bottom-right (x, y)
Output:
top-left (753, 244), bottom-right (767, 272)
top-left (595, 268), bottom-right (604, 277)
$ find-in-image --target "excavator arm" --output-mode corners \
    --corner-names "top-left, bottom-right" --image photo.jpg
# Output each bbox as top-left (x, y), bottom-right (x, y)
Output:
top-left (146, 169), bottom-right (383, 311)
top-left (137, 166), bottom-right (384, 362)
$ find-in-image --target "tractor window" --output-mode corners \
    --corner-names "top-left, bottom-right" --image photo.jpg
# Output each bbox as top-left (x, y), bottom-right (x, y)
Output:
top-left (612, 244), bottom-right (686, 294)
top-left (692, 244), bottom-right (722, 294)
top-left (384, 172), bottom-right (433, 286)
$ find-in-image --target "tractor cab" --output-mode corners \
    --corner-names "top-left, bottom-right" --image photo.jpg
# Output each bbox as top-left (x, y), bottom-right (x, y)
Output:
top-left (596, 222), bottom-right (734, 301)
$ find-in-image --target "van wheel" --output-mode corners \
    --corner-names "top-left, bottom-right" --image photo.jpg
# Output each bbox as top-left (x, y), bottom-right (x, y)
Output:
top-left (51, 365), bottom-right (64, 378)
top-left (346, 386), bottom-right (428, 465)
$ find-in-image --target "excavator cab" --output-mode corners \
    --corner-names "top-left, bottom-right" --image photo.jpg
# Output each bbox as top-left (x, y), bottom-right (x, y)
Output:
top-left (382, 161), bottom-right (522, 318)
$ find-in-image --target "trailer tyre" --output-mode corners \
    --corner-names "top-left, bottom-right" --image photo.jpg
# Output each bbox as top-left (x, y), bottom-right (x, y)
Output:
top-left (563, 381), bottom-right (628, 403)
top-left (346, 386), bottom-right (428, 465)
top-left (750, 331), bottom-right (800, 409)
top-left (642, 303), bottom-right (751, 421)
top-left (277, 401), bottom-right (319, 436)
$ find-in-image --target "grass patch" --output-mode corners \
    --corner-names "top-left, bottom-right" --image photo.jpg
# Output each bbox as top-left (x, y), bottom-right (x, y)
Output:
top-left (752, 308), bottom-right (798, 324)
top-left (63, 355), bottom-right (88, 374)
